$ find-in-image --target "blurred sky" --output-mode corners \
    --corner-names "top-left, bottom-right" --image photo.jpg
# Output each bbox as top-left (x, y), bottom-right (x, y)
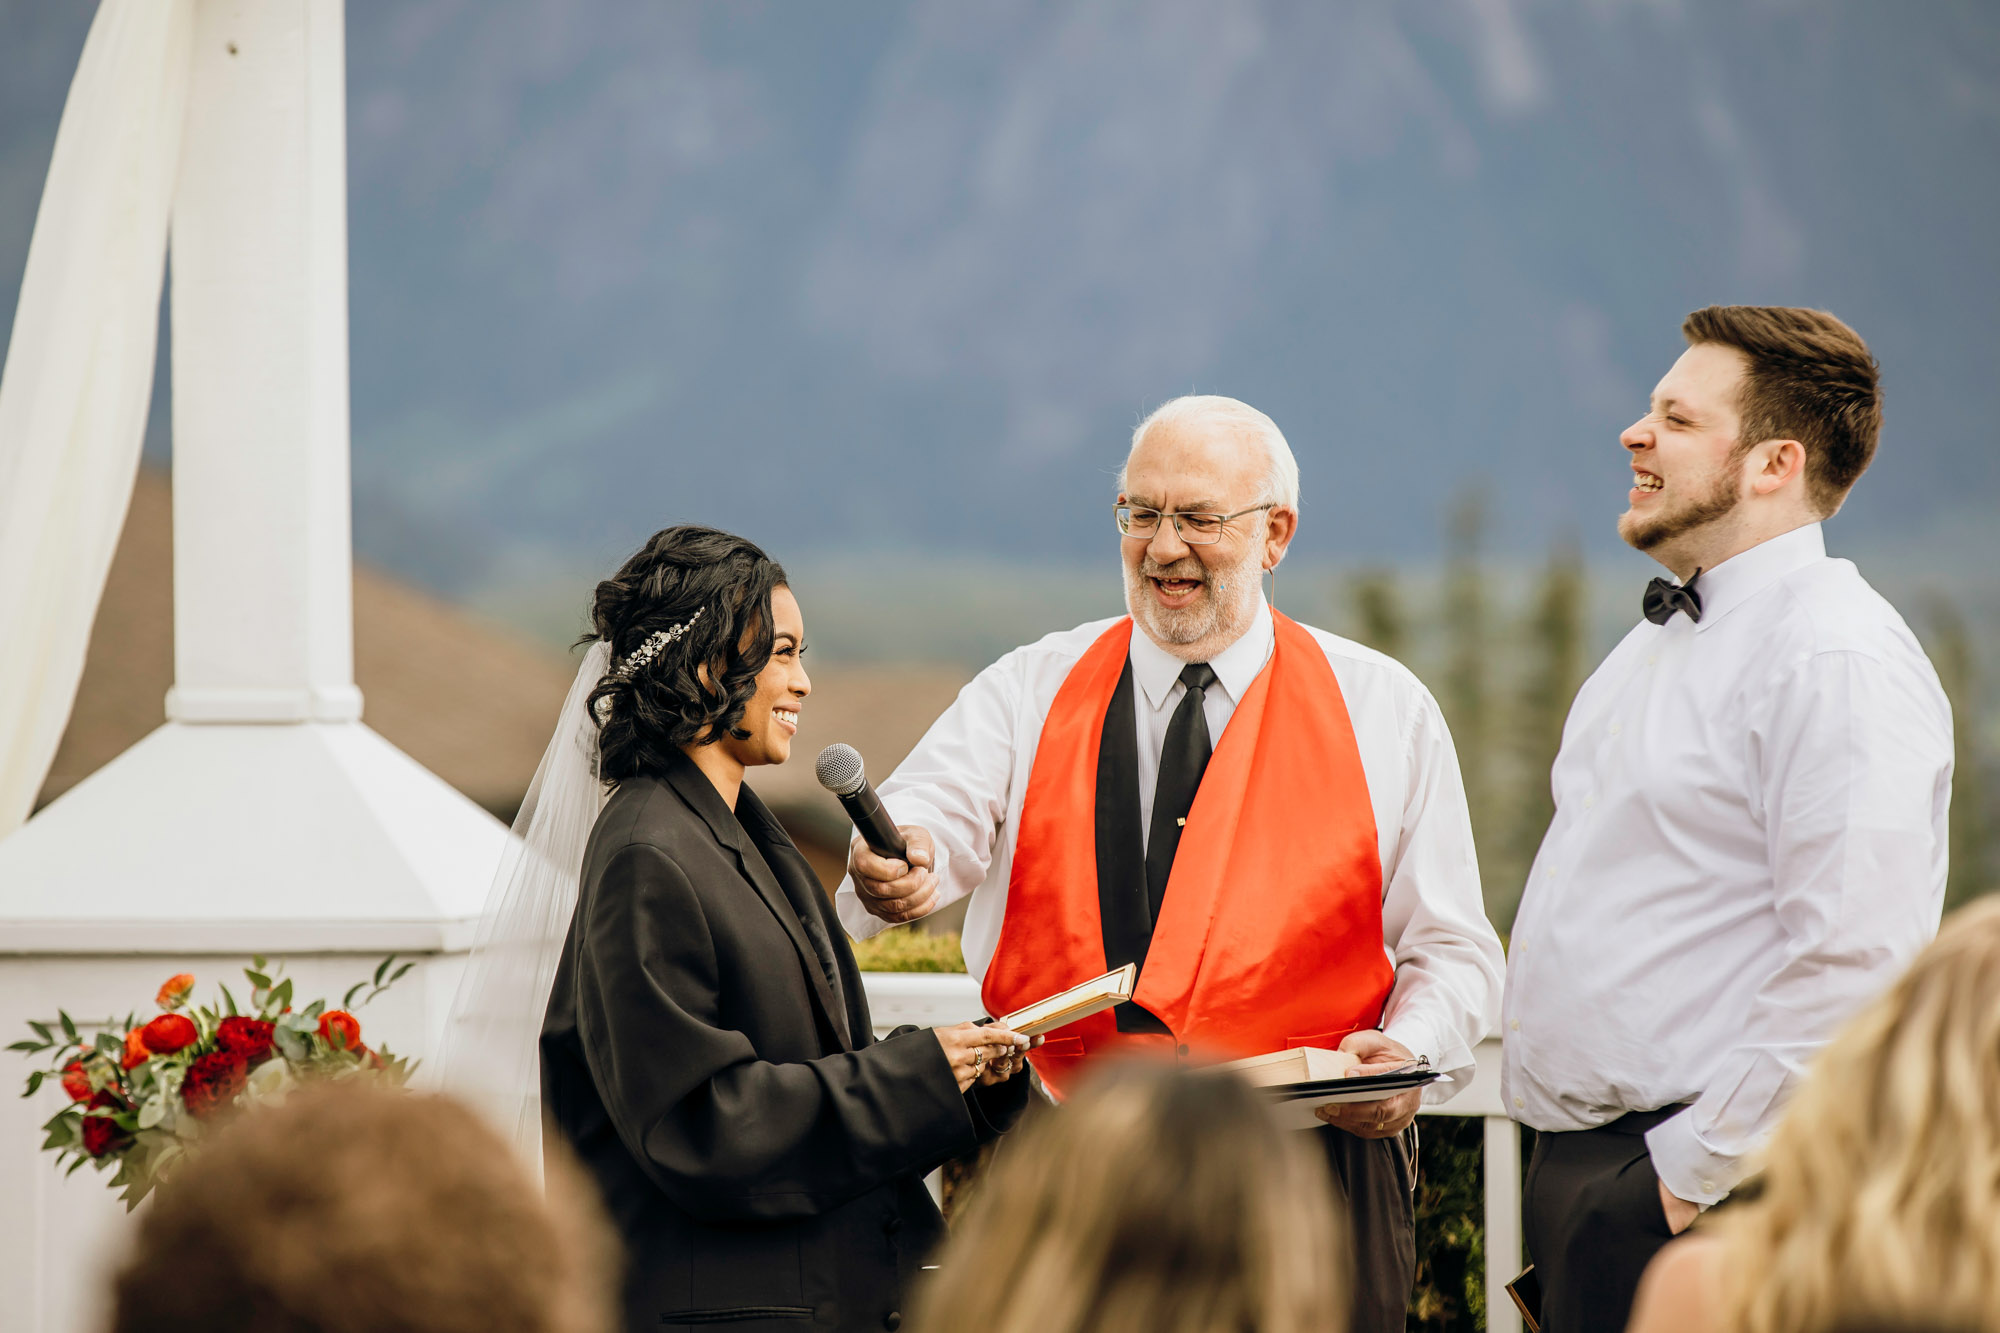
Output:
top-left (2, 1), bottom-right (1997, 630)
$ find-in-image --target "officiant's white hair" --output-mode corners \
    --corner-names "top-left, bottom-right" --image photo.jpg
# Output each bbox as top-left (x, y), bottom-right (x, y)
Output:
top-left (1120, 395), bottom-right (1301, 510)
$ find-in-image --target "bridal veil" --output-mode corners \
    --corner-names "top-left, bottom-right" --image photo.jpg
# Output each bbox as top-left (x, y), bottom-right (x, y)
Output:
top-left (434, 639), bottom-right (612, 1169)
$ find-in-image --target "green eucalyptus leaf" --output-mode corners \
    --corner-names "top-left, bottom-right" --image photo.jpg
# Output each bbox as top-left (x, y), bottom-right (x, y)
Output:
top-left (94, 1032), bottom-right (122, 1058)
top-left (7, 1040), bottom-right (46, 1052)
top-left (303, 999), bottom-right (326, 1020)
top-left (29, 1021), bottom-right (52, 1043)
top-left (342, 981), bottom-right (365, 1008)
top-left (137, 1096), bottom-right (166, 1130)
top-left (58, 1012), bottom-right (77, 1042)
top-left (274, 1027), bottom-right (308, 1063)
top-left (272, 978), bottom-right (294, 1010)
top-left (245, 971), bottom-right (271, 990)
top-left (219, 983), bottom-right (240, 1017)
top-left (374, 954), bottom-right (393, 986)
top-left (24, 1070), bottom-right (46, 1098)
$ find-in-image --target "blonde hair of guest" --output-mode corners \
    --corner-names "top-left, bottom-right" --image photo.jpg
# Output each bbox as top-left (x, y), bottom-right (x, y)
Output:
top-left (1712, 897), bottom-right (2000, 1333)
top-left (909, 1061), bottom-right (1347, 1333)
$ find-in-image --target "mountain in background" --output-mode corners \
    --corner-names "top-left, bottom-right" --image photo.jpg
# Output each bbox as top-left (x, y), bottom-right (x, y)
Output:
top-left (3, 0), bottom-right (1996, 650)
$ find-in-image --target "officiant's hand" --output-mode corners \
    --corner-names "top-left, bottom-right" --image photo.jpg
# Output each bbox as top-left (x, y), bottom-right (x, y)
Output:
top-left (849, 826), bottom-right (940, 924)
top-left (934, 1022), bottom-right (1034, 1092)
top-left (1313, 1030), bottom-right (1423, 1139)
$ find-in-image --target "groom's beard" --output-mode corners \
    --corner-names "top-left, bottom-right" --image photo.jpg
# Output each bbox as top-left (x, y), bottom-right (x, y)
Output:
top-left (1620, 454), bottom-right (1744, 552)
top-left (1123, 544), bottom-right (1264, 655)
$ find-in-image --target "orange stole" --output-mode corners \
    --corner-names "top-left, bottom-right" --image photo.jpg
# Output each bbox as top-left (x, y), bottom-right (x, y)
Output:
top-left (982, 614), bottom-right (1392, 1098)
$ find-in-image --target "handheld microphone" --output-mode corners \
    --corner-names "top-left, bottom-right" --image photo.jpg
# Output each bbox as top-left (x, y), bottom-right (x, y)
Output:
top-left (814, 743), bottom-right (909, 862)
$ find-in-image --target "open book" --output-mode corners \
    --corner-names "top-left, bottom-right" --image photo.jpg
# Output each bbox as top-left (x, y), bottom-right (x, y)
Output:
top-left (1217, 1047), bottom-right (1441, 1130)
top-left (995, 963), bottom-right (1137, 1037)
top-left (1216, 1046), bottom-right (1360, 1087)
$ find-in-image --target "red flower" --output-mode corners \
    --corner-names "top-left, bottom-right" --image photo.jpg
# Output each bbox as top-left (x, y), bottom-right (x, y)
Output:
top-left (317, 1010), bottom-right (361, 1052)
top-left (155, 973), bottom-right (195, 1010)
top-left (180, 1052), bottom-right (248, 1121)
top-left (139, 1013), bottom-right (199, 1056)
top-left (120, 1028), bottom-right (149, 1070)
top-left (59, 1061), bottom-right (92, 1103)
top-left (215, 1016), bottom-right (275, 1064)
top-left (81, 1091), bottom-right (130, 1158)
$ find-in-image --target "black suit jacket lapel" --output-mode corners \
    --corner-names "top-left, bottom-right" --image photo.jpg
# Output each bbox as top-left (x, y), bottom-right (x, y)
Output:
top-left (737, 785), bottom-right (856, 1051)
top-left (661, 754), bottom-right (854, 1053)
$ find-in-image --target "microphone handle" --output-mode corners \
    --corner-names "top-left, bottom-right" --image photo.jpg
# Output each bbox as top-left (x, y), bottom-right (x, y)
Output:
top-left (840, 784), bottom-right (909, 861)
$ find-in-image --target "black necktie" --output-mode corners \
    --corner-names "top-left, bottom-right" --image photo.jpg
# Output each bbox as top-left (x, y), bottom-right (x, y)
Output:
top-left (1642, 568), bottom-right (1704, 625)
top-left (1146, 662), bottom-right (1217, 921)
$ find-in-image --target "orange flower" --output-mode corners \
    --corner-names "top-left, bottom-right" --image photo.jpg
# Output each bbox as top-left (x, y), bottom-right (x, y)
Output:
top-left (60, 1061), bottom-right (92, 1102)
top-left (317, 1010), bottom-right (361, 1052)
top-left (156, 973), bottom-right (195, 1010)
top-left (121, 1028), bottom-right (149, 1070)
top-left (139, 1013), bottom-right (199, 1056)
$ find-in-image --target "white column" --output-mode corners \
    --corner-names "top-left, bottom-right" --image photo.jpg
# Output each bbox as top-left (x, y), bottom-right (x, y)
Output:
top-left (1483, 1114), bottom-right (1523, 1333)
top-left (0, 8), bottom-right (509, 1322)
top-left (166, 0), bottom-right (360, 725)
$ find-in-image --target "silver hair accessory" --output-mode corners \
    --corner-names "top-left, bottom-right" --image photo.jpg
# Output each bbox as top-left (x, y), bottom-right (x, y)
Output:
top-left (613, 608), bottom-right (704, 680)
top-left (592, 609), bottom-right (705, 722)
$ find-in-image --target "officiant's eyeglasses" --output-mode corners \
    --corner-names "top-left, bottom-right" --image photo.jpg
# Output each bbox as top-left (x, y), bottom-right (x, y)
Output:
top-left (1114, 503), bottom-right (1274, 545)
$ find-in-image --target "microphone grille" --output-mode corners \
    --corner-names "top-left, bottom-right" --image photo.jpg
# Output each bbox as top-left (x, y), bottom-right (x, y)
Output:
top-left (814, 743), bottom-right (867, 797)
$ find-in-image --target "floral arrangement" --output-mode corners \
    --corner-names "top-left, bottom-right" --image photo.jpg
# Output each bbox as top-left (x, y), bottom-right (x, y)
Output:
top-left (11, 955), bottom-right (416, 1208)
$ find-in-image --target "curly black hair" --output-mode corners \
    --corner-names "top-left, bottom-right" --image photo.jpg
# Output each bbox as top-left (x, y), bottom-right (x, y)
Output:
top-left (583, 526), bottom-right (789, 784)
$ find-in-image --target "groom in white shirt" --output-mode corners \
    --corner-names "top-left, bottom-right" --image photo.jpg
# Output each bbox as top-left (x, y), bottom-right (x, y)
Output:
top-left (1503, 306), bottom-right (1953, 1333)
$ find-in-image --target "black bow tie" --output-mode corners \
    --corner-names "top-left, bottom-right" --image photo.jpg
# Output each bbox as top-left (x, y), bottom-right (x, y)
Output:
top-left (1642, 569), bottom-right (1704, 625)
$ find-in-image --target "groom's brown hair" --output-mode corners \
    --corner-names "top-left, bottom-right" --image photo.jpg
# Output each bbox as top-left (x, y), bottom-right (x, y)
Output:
top-left (1682, 305), bottom-right (1882, 515)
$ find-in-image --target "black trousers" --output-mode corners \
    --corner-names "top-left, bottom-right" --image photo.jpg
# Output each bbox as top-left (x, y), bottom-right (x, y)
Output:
top-left (1521, 1107), bottom-right (1687, 1333)
top-left (1317, 1123), bottom-right (1418, 1333)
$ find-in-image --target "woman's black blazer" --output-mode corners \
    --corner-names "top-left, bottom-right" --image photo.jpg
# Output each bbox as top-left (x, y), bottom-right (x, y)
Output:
top-left (542, 750), bottom-right (1024, 1333)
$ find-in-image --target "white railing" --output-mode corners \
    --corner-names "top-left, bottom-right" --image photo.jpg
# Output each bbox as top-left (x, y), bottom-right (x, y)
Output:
top-left (863, 973), bottom-right (1521, 1333)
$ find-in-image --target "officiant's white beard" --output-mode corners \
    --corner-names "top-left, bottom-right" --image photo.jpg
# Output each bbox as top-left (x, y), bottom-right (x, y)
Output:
top-left (1123, 543), bottom-right (1264, 662)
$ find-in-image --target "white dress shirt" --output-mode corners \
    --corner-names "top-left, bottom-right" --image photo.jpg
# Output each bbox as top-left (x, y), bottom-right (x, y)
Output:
top-left (1501, 523), bottom-right (1953, 1205)
top-left (836, 597), bottom-right (1504, 1102)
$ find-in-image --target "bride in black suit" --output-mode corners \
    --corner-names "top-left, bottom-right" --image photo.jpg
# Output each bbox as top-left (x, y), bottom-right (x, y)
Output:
top-left (534, 526), bottom-right (1033, 1333)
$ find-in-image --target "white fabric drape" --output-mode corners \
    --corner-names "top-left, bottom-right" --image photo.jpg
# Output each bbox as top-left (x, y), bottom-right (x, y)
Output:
top-left (0, 0), bottom-right (194, 835)
top-left (433, 641), bottom-right (613, 1173)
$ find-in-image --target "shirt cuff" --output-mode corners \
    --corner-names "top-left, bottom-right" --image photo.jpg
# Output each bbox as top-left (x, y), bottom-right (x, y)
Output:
top-left (834, 883), bottom-right (891, 942)
top-left (1644, 1113), bottom-right (1740, 1208)
top-left (1380, 1014), bottom-right (1440, 1069)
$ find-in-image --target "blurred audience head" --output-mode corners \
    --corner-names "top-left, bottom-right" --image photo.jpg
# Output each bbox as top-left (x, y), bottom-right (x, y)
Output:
top-left (911, 1061), bottom-right (1347, 1333)
top-left (1713, 897), bottom-right (2000, 1333)
top-left (108, 1079), bottom-right (618, 1333)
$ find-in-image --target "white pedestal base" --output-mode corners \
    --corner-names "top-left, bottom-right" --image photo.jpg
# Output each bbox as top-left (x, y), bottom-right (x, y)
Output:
top-left (0, 719), bottom-right (505, 1332)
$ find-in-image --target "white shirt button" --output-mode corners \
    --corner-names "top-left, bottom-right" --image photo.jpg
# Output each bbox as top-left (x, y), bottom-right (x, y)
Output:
top-left (1509, 1018), bottom-right (1521, 1032)
top-left (1646, 653), bottom-right (1657, 666)
top-left (1701, 1179), bottom-right (1716, 1193)
top-left (1513, 1096), bottom-right (1525, 1109)
top-left (1609, 720), bottom-right (1623, 736)
top-left (1583, 794), bottom-right (1596, 810)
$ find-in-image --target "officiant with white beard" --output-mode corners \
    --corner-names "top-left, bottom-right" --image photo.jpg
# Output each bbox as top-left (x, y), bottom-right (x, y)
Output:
top-left (837, 395), bottom-right (1504, 1333)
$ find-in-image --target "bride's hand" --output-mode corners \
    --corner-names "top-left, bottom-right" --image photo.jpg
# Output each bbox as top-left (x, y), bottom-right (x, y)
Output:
top-left (933, 1022), bottom-right (1036, 1092)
